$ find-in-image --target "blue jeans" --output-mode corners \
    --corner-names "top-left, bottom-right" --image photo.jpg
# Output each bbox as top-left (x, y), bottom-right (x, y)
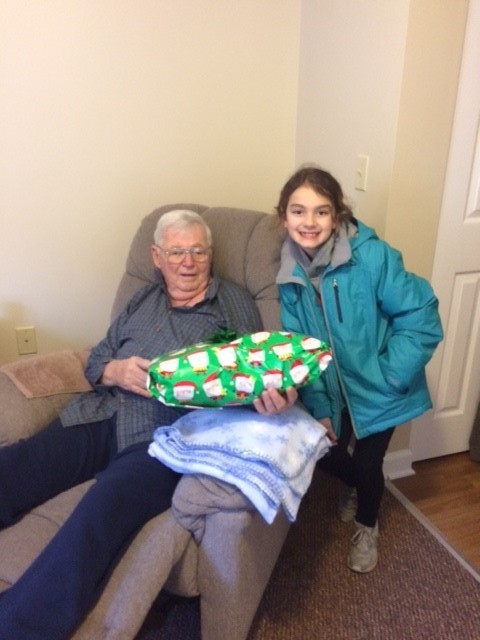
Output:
top-left (0, 418), bottom-right (181, 639)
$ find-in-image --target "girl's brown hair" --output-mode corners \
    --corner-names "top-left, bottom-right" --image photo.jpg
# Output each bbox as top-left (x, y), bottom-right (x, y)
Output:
top-left (276, 165), bottom-right (354, 226)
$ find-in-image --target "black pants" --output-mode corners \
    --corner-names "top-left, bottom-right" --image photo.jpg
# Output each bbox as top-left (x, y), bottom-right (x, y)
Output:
top-left (0, 417), bottom-right (181, 640)
top-left (318, 412), bottom-right (394, 527)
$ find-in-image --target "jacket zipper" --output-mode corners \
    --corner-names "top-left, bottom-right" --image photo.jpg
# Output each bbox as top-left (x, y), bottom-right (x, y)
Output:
top-left (306, 280), bottom-right (343, 434)
top-left (320, 276), bottom-right (358, 438)
top-left (333, 279), bottom-right (343, 323)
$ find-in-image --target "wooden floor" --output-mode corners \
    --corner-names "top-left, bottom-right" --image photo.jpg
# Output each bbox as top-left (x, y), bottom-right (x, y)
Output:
top-left (392, 451), bottom-right (480, 572)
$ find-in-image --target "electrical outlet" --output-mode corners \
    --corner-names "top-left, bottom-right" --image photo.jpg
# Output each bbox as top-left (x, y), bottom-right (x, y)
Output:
top-left (16, 326), bottom-right (37, 355)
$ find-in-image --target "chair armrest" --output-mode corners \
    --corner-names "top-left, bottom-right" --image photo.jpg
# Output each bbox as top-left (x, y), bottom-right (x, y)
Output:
top-left (0, 349), bottom-right (91, 446)
top-left (171, 475), bottom-right (254, 542)
top-left (171, 474), bottom-right (291, 640)
top-left (198, 507), bottom-right (290, 640)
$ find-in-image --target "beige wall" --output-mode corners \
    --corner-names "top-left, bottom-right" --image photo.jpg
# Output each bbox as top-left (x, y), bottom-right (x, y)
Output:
top-left (385, 0), bottom-right (469, 278)
top-left (295, 0), bottom-right (410, 236)
top-left (0, 0), bottom-right (300, 363)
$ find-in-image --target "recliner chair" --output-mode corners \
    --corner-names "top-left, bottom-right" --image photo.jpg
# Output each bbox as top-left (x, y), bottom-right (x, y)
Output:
top-left (0, 203), bottom-right (290, 640)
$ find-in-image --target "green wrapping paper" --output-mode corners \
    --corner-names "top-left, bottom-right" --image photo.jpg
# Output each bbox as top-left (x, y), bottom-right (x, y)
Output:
top-left (147, 330), bottom-right (332, 408)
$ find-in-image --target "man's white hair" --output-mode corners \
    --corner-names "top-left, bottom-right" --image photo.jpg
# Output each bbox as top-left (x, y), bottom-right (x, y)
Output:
top-left (153, 209), bottom-right (212, 246)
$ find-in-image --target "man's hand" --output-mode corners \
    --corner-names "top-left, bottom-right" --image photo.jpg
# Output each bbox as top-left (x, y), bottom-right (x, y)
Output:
top-left (253, 386), bottom-right (298, 415)
top-left (101, 357), bottom-right (153, 398)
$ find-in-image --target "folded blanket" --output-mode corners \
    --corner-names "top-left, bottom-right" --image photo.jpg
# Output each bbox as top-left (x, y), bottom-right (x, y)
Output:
top-left (148, 405), bottom-right (331, 524)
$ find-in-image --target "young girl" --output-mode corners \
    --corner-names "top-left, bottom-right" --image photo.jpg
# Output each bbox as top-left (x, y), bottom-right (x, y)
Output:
top-left (275, 165), bottom-right (443, 572)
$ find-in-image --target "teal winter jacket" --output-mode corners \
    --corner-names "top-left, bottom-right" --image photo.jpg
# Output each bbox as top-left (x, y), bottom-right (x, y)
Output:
top-left (276, 219), bottom-right (443, 440)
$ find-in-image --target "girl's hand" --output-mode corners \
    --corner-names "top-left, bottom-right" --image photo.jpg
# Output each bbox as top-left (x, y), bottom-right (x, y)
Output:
top-left (320, 417), bottom-right (338, 444)
top-left (253, 386), bottom-right (298, 415)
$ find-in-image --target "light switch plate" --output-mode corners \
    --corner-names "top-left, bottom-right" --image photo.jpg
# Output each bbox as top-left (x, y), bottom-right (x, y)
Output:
top-left (355, 155), bottom-right (369, 191)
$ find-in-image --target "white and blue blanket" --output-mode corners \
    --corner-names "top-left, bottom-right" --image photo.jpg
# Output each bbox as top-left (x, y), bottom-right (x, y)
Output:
top-left (148, 405), bottom-right (331, 524)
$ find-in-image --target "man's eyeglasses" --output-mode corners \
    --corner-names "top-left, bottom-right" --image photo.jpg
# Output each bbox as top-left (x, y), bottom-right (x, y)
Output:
top-left (155, 246), bottom-right (212, 264)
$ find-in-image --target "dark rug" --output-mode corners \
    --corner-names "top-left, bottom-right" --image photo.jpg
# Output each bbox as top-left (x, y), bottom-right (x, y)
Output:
top-left (137, 468), bottom-right (480, 640)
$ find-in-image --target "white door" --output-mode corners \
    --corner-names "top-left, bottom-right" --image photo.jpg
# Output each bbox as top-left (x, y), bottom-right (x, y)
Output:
top-left (410, 0), bottom-right (480, 461)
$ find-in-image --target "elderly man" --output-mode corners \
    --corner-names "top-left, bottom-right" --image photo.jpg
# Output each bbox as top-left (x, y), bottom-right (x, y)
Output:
top-left (0, 210), bottom-right (296, 639)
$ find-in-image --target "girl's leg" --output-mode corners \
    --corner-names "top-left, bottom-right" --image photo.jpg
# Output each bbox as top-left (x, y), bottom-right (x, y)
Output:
top-left (344, 427), bottom-right (395, 573)
top-left (317, 411), bottom-right (356, 487)
top-left (351, 427), bottom-right (395, 527)
top-left (0, 442), bottom-right (181, 640)
top-left (0, 418), bottom-right (116, 528)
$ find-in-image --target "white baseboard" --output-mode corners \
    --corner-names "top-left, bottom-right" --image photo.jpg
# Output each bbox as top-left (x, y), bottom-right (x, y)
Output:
top-left (383, 448), bottom-right (414, 479)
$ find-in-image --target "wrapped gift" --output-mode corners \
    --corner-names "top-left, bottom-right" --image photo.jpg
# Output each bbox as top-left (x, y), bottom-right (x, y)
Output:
top-left (147, 330), bottom-right (332, 409)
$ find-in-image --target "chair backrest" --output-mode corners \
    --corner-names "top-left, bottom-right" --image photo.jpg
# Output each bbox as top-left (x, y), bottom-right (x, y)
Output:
top-left (111, 203), bottom-right (286, 331)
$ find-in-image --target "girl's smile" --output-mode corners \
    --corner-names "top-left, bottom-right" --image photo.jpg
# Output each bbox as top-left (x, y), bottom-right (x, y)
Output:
top-left (284, 184), bottom-right (336, 257)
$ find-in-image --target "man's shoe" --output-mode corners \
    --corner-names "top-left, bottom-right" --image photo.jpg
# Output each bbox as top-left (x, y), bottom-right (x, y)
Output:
top-left (338, 486), bottom-right (357, 523)
top-left (347, 520), bottom-right (379, 573)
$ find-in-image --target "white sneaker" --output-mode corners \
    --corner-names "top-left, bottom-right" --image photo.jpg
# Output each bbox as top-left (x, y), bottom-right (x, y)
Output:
top-left (347, 520), bottom-right (379, 573)
top-left (338, 486), bottom-right (357, 523)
